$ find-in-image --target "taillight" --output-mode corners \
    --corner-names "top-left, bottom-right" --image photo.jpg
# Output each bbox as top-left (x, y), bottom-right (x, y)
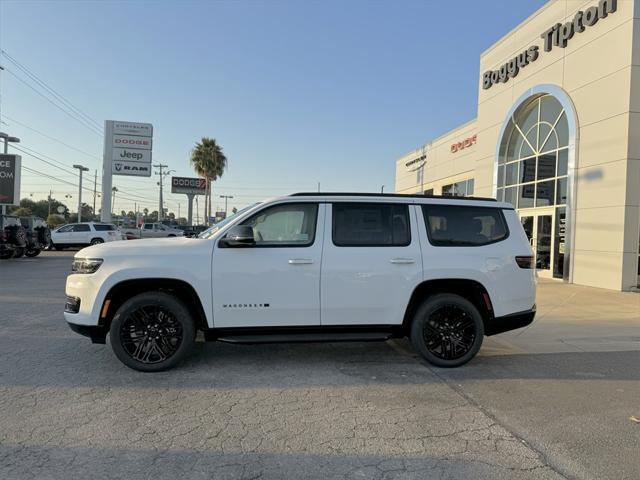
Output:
top-left (515, 256), bottom-right (534, 269)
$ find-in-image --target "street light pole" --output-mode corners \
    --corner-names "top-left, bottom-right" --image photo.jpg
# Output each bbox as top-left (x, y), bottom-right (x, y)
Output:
top-left (73, 164), bottom-right (90, 222)
top-left (219, 195), bottom-right (233, 217)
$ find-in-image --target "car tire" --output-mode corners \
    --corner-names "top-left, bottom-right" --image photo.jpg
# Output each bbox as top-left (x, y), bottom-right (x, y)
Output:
top-left (25, 249), bottom-right (41, 257)
top-left (90, 238), bottom-right (104, 246)
top-left (410, 294), bottom-right (484, 368)
top-left (13, 247), bottom-right (25, 258)
top-left (109, 292), bottom-right (196, 372)
top-left (0, 250), bottom-right (14, 260)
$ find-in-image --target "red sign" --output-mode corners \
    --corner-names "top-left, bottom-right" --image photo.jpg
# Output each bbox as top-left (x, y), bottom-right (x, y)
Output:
top-left (451, 134), bottom-right (477, 153)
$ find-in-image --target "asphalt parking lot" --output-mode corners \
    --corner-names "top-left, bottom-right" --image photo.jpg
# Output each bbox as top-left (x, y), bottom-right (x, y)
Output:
top-left (0, 251), bottom-right (638, 480)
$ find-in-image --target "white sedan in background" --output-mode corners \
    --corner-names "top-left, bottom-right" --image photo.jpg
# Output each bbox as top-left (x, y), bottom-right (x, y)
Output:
top-left (50, 222), bottom-right (123, 250)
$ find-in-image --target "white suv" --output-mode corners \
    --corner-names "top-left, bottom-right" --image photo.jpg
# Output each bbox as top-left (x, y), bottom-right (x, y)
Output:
top-left (51, 222), bottom-right (122, 249)
top-left (64, 193), bottom-right (536, 372)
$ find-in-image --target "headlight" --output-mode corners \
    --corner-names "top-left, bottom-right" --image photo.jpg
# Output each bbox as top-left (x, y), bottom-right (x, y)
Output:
top-left (71, 258), bottom-right (103, 274)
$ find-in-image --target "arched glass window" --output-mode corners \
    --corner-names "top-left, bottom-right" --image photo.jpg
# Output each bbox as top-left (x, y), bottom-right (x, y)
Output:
top-left (496, 95), bottom-right (569, 209)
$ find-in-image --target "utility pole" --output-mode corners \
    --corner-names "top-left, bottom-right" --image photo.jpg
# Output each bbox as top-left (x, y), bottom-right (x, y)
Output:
top-left (219, 195), bottom-right (233, 218)
top-left (381, 185), bottom-right (385, 194)
top-left (48, 190), bottom-right (52, 217)
top-left (73, 164), bottom-right (90, 222)
top-left (153, 164), bottom-right (174, 222)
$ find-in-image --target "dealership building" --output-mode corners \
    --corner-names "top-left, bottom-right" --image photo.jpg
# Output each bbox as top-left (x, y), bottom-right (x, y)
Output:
top-left (395, 0), bottom-right (640, 291)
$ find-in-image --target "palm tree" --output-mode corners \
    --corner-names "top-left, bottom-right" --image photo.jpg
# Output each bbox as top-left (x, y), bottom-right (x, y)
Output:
top-left (190, 137), bottom-right (228, 223)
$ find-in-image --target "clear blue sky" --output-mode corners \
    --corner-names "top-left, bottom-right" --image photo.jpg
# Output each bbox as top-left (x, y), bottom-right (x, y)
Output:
top-left (0, 0), bottom-right (546, 216)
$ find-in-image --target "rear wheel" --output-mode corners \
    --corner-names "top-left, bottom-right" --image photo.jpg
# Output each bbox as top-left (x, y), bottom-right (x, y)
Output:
top-left (90, 238), bottom-right (104, 246)
top-left (109, 292), bottom-right (196, 372)
top-left (410, 294), bottom-right (484, 368)
top-left (25, 249), bottom-right (41, 257)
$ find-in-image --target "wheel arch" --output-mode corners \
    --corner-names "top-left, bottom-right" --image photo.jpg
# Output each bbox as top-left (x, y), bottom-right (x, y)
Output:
top-left (99, 278), bottom-right (208, 333)
top-left (401, 278), bottom-right (494, 334)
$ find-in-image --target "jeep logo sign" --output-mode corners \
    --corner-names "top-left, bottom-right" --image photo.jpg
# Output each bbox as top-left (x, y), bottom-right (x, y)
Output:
top-left (112, 148), bottom-right (152, 163)
top-left (0, 154), bottom-right (21, 205)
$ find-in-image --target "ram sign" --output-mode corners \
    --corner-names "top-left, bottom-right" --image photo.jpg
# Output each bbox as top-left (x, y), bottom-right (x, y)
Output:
top-left (171, 176), bottom-right (206, 195)
top-left (0, 154), bottom-right (21, 206)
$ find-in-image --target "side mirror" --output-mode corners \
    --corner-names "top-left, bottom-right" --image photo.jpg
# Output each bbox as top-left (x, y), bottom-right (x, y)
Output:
top-left (219, 225), bottom-right (255, 248)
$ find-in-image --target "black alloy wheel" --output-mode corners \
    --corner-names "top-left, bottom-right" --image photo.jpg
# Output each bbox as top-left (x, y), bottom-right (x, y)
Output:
top-left (411, 294), bottom-right (484, 368)
top-left (110, 292), bottom-right (195, 372)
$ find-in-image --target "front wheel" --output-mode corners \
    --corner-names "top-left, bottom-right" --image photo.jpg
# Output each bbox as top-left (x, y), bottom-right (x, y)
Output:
top-left (25, 249), bottom-right (41, 257)
top-left (109, 292), bottom-right (196, 372)
top-left (410, 294), bottom-right (484, 368)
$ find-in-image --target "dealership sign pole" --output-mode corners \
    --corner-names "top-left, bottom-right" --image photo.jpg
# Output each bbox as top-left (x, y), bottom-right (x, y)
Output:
top-left (101, 120), bottom-right (153, 222)
top-left (171, 177), bottom-right (206, 226)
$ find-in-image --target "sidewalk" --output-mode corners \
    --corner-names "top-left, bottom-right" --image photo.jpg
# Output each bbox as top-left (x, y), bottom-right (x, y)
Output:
top-left (485, 279), bottom-right (640, 355)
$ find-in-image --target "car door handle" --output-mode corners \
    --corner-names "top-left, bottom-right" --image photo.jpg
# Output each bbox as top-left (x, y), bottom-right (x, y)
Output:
top-left (390, 258), bottom-right (415, 264)
top-left (288, 258), bottom-right (314, 265)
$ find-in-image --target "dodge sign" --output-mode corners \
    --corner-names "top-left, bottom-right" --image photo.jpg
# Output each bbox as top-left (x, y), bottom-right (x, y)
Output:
top-left (0, 154), bottom-right (21, 206)
top-left (171, 176), bottom-right (206, 195)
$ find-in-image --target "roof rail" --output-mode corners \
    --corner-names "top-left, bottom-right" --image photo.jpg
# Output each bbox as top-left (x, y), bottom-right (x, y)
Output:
top-left (289, 192), bottom-right (497, 202)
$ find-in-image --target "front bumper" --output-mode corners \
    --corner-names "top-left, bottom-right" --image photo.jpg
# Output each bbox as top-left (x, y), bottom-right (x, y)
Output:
top-left (484, 306), bottom-right (536, 336)
top-left (67, 322), bottom-right (107, 344)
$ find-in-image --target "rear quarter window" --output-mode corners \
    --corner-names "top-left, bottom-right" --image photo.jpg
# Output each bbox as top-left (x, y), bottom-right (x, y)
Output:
top-left (93, 224), bottom-right (116, 231)
top-left (422, 205), bottom-right (508, 247)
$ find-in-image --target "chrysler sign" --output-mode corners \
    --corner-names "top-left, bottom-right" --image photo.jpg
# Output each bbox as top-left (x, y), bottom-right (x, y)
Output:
top-left (483, 0), bottom-right (617, 89)
top-left (0, 154), bottom-right (21, 205)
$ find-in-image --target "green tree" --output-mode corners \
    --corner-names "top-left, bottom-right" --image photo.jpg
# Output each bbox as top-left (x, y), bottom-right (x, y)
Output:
top-left (46, 214), bottom-right (65, 227)
top-left (10, 207), bottom-right (33, 216)
top-left (190, 137), bottom-right (228, 224)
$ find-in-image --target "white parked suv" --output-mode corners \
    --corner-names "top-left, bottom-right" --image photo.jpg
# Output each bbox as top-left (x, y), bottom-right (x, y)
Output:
top-left (64, 193), bottom-right (536, 372)
top-left (51, 222), bottom-right (122, 250)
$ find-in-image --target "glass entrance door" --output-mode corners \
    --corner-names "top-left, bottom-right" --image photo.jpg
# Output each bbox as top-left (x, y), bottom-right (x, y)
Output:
top-left (520, 209), bottom-right (555, 279)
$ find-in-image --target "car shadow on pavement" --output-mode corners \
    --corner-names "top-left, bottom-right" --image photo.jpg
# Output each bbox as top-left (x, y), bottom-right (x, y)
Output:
top-left (0, 333), bottom-right (639, 389)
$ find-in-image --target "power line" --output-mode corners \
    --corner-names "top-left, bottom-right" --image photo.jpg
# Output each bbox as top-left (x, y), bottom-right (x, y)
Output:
top-left (2, 66), bottom-right (103, 137)
top-left (2, 114), bottom-right (100, 160)
top-left (1, 49), bottom-right (103, 131)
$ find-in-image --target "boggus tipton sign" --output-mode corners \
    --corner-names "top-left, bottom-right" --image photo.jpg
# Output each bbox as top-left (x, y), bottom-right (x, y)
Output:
top-left (482, 0), bottom-right (617, 90)
top-left (0, 154), bottom-right (21, 206)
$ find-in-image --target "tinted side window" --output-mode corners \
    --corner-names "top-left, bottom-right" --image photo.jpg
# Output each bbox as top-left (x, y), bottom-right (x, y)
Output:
top-left (332, 203), bottom-right (410, 247)
top-left (422, 205), bottom-right (508, 247)
top-left (144, 224), bottom-right (153, 230)
top-left (241, 203), bottom-right (318, 247)
top-left (93, 224), bottom-right (115, 231)
top-left (58, 225), bottom-right (74, 232)
top-left (73, 224), bottom-right (91, 232)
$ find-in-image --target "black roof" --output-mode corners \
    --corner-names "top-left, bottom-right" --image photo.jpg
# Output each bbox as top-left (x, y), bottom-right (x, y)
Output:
top-left (289, 192), bottom-right (497, 202)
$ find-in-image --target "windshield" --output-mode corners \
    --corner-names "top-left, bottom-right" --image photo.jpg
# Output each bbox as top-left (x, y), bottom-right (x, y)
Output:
top-left (197, 203), bottom-right (260, 239)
